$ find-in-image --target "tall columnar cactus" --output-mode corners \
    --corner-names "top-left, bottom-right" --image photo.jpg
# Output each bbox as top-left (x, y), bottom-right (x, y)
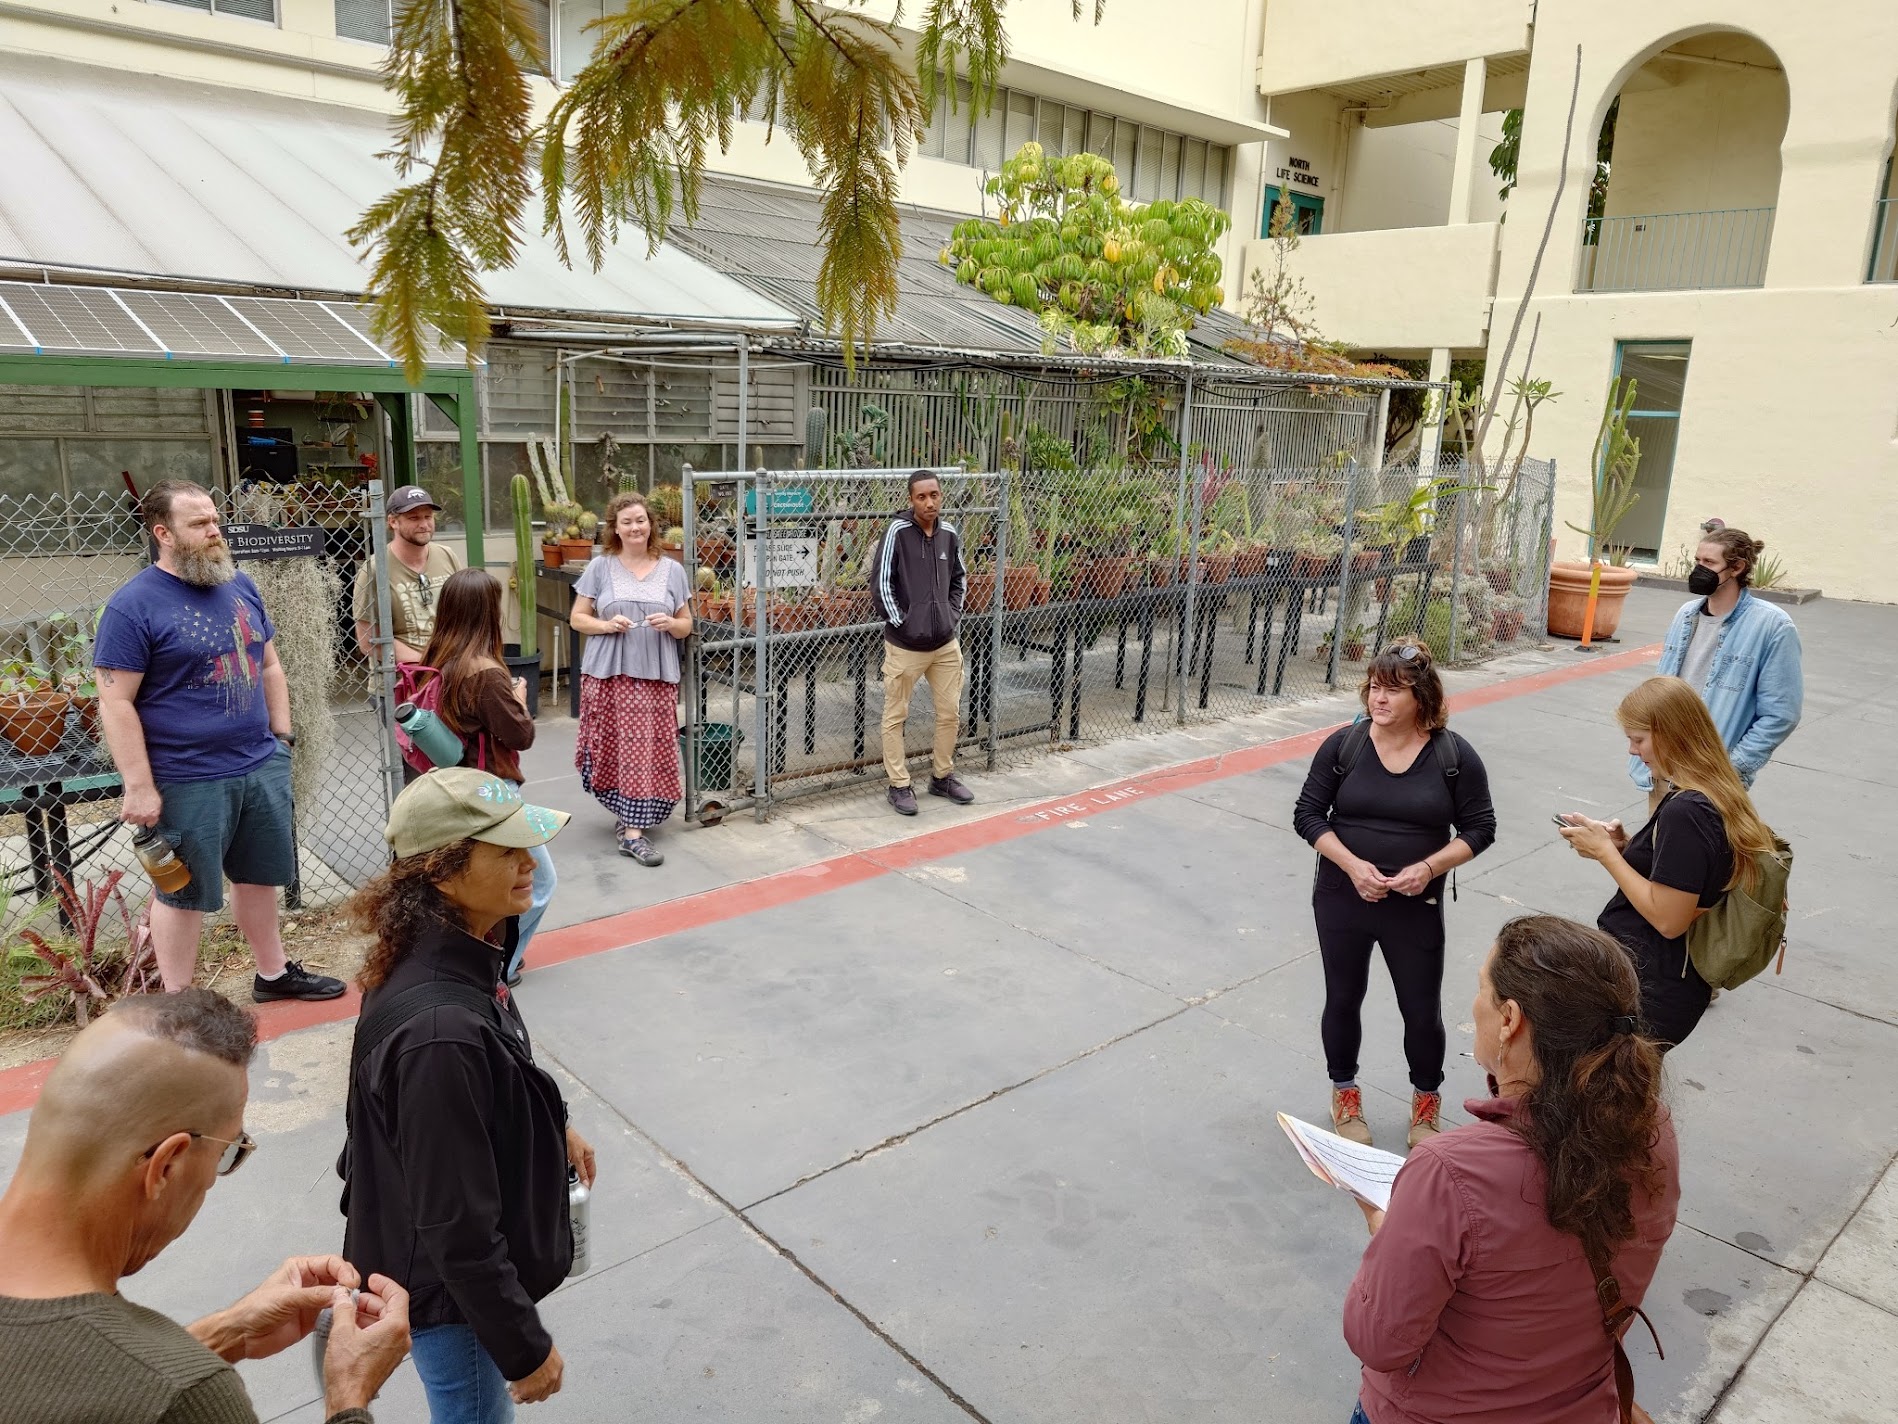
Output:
top-left (511, 474), bottom-right (538, 659)
top-left (805, 407), bottom-right (828, 468)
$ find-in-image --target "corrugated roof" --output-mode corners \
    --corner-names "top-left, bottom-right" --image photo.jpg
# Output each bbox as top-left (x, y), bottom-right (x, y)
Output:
top-left (0, 54), bottom-right (798, 331)
top-left (0, 279), bottom-right (472, 369)
top-left (675, 175), bottom-right (1260, 365)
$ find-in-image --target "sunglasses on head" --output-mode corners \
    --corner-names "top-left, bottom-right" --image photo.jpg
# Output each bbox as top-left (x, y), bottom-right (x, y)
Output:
top-left (141, 1129), bottom-right (258, 1178)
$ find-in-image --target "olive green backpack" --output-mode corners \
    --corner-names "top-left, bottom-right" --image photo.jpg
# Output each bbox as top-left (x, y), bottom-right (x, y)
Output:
top-left (1686, 834), bottom-right (1794, 990)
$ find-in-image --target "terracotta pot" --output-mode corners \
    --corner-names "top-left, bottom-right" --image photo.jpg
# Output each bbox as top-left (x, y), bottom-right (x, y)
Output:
top-left (1233, 548), bottom-right (1269, 578)
top-left (1484, 568), bottom-right (1513, 594)
top-left (1147, 556), bottom-right (1178, 588)
top-left (73, 695), bottom-right (100, 743)
top-left (1, 691), bottom-right (72, 758)
top-left (965, 571), bottom-right (997, 610)
top-left (827, 590), bottom-right (873, 627)
top-left (541, 541), bottom-right (565, 569)
top-left (1546, 561), bottom-right (1639, 639)
top-left (1344, 640), bottom-right (1367, 660)
top-left (1197, 553), bottom-right (1235, 585)
top-left (1492, 609), bottom-right (1526, 642)
top-left (1082, 557), bottom-right (1129, 599)
top-left (697, 534), bottom-right (734, 568)
top-left (559, 538), bottom-right (595, 564)
top-left (703, 597), bottom-right (732, 625)
top-left (660, 539), bottom-right (685, 560)
top-left (1033, 574), bottom-right (1052, 606)
top-left (1351, 549), bottom-right (1382, 573)
top-left (1002, 565), bottom-right (1039, 611)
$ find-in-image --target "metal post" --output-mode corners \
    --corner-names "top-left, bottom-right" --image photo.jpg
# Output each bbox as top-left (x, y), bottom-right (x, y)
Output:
top-left (1447, 481), bottom-right (1469, 663)
top-left (1327, 458), bottom-right (1363, 689)
top-left (681, 464), bottom-right (699, 820)
top-left (366, 479), bottom-right (402, 818)
top-left (1172, 371), bottom-right (1197, 724)
top-left (735, 340), bottom-right (749, 474)
top-left (752, 466), bottom-right (771, 822)
top-left (986, 466), bottom-right (1008, 771)
top-left (1533, 458), bottom-right (1557, 637)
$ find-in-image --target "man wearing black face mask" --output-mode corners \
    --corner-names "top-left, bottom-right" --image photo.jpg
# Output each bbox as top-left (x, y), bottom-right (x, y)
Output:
top-left (1632, 523), bottom-right (1803, 809)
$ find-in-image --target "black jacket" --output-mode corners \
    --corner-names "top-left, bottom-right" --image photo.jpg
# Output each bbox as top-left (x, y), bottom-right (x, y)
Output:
top-left (339, 919), bottom-right (571, 1381)
top-left (870, 515), bottom-right (965, 652)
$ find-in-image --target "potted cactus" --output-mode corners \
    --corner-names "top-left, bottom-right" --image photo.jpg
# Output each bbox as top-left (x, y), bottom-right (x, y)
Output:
top-left (506, 474), bottom-right (543, 716)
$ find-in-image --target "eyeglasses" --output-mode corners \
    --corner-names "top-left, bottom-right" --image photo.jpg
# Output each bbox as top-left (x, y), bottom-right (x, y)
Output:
top-left (141, 1129), bottom-right (258, 1178)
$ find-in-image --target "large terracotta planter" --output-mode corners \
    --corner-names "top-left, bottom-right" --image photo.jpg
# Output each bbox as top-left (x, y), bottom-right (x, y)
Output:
top-left (1002, 565), bottom-right (1039, 611)
top-left (1546, 561), bottom-right (1639, 640)
top-left (0, 691), bottom-right (72, 757)
top-left (965, 571), bottom-right (997, 610)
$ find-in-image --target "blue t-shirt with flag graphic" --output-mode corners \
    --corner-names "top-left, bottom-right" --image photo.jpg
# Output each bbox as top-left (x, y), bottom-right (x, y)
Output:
top-left (93, 565), bottom-right (279, 784)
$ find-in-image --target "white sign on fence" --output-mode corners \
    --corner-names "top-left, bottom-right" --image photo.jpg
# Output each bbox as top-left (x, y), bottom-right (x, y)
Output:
top-left (738, 533), bottom-right (819, 589)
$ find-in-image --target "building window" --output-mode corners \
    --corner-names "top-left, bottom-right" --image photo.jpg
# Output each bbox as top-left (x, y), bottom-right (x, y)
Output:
top-left (1263, 186), bottom-right (1323, 236)
top-left (1608, 340), bottom-right (1692, 559)
top-left (334, 0), bottom-right (550, 74)
top-left (153, 0), bottom-right (278, 20)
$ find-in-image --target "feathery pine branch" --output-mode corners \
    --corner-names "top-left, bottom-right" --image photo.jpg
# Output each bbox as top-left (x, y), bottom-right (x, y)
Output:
top-left (362, 0), bottom-right (1107, 379)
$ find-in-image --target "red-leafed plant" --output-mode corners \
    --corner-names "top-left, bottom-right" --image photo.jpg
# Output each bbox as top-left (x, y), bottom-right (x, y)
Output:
top-left (12, 870), bottom-right (157, 1026)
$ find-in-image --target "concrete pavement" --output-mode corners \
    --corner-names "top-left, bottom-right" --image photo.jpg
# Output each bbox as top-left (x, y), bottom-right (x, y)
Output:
top-left (3, 584), bottom-right (1893, 1422)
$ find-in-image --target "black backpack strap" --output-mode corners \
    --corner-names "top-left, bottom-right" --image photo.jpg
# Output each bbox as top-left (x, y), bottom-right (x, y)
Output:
top-left (1334, 718), bottom-right (1373, 779)
top-left (1432, 728), bottom-right (1460, 778)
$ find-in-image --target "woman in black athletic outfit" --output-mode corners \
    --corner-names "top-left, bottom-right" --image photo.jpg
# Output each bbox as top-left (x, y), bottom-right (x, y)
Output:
top-left (1293, 643), bottom-right (1496, 1150)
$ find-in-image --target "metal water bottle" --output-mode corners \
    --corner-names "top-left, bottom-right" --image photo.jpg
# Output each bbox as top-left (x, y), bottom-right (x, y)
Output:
top-left (393, 701), bottom-right (464, 769)
top-left (130, 826), bottom-right (191, 894)
top-left (568, 1165), bottom-right (591, 1277)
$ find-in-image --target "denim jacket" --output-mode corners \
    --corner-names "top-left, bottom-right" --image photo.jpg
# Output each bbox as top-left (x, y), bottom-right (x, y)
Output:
top-left (1630, 588), bottom-right (1803, 789)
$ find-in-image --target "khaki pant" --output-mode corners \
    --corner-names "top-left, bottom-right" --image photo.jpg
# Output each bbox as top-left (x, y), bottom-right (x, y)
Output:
top-left (881, 639), bottom-right (963, 787)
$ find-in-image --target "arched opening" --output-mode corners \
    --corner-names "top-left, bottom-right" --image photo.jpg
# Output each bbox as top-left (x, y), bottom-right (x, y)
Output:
top-left (1576, 31), bottom-right (1788, 293)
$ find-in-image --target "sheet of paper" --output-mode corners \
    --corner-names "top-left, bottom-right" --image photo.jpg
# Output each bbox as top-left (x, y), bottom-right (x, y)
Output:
top-left (1276, 1112), bottom-right (1408, 1211)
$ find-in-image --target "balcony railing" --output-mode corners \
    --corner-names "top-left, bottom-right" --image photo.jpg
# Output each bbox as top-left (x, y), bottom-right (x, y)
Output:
top-left (1870, 198), bottom-right (1898, 283)
top-left (1576, 208), bottom-right (1774, 293)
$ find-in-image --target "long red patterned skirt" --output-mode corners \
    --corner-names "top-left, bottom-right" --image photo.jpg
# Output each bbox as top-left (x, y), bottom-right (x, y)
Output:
top-left (576, 675), bottom-right (681, 830)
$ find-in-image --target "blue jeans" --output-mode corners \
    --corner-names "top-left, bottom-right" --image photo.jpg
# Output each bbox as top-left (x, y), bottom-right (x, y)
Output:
top-left (503, 842), bottom-right (556, 979)
top-left (1351, 1403), bottom-right (1372, 1424)
top-left (410, 1324), bottom-right (514, 1424)
top-left (501, 779), bottom-right (557, 980)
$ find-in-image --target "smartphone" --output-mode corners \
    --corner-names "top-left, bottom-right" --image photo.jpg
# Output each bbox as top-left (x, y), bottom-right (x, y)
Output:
top-left (1552, 814), bottom-right (1572, 828)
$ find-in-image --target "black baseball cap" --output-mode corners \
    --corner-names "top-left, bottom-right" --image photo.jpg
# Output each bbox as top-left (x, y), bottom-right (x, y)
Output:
top-left (387, 486), bottom-right (442, 515)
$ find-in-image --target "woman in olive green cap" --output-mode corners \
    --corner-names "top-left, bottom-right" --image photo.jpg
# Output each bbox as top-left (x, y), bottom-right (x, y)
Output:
top-left (340, 768), bottom-right (595, 1420)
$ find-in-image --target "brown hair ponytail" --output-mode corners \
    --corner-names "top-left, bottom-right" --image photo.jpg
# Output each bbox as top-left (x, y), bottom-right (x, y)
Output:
top-left (1700, 526), bottom-right (1765, 587)
top-left (1489, 916), bottom-right (1667, 1267)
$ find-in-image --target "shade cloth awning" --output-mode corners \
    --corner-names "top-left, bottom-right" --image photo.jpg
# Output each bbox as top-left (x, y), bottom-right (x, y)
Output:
top-left (0, 53), bottom-right (800, 333)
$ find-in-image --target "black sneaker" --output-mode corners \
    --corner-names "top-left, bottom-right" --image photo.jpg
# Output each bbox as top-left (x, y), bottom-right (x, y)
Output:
top-left (253, 959), bottom-right (346, 1003)
top-left (888, 784), bottom-right (919, 816)
top-left (928, 773), bottom-right (975, 805)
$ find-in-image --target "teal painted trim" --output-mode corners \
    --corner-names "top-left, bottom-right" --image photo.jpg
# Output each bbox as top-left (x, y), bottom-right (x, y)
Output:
top-left (0, 354), bottom-right (473, 396)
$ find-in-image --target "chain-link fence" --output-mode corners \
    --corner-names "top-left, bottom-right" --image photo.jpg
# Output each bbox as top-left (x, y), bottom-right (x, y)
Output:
top-left (0, 485), bottom-right (397, 921)
top-left (679, 452), bottom-right (1556, 819)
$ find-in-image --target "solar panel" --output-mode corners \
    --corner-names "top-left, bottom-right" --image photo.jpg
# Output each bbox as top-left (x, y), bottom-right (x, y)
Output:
top-left (0, 280), bottom-right (470, 369)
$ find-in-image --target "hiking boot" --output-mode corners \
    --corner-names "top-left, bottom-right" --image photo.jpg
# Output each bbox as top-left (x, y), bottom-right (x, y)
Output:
top-left (888, 784), bottom-right (919, 816)
top-left (928, 773), bottom-right (975, 805)
top-left (1408, 1091), bottom-right (1444, 1148)
top-left (253, 960), bottom-right (346, 1004)
top-left (1330, 1086), bottom-right (1373, 1146)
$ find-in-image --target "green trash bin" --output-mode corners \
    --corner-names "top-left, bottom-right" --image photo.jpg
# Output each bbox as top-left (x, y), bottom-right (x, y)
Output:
top-left (679, 722), bottom-right (744, 792)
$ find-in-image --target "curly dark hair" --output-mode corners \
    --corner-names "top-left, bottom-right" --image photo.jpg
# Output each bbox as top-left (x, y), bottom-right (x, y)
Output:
top-left (1489, 915), bottom-right (1667, 1268)
top-left (1358, 641), bottom-right (1448, 732)
top-left (347, 841), bottom-right (478, 991)
top-left (108, 986), bottom-right (257, 1066)
top-left (1699, 526), bottom-right (1766, 587)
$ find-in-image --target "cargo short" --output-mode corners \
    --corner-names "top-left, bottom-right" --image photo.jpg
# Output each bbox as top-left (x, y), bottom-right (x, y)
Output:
top-left (153, 742), bottom-right (296, 913)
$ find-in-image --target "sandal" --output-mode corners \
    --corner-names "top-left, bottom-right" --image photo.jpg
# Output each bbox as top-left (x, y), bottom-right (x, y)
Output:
top-left (616, 829), bottom-right (664, 867)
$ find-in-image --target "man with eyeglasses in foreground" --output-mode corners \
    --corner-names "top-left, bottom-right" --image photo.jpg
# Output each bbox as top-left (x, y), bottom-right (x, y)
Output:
top-left (0, 990), bottom-right (412, 1424)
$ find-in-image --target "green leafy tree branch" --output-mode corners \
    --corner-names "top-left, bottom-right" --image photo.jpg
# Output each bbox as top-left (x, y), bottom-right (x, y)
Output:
top-left (356, 0), bottom-right (1109, 381)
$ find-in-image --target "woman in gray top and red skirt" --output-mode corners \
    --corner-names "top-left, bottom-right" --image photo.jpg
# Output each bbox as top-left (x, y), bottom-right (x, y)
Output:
top-left (568, 492), bottom-right (693, 868)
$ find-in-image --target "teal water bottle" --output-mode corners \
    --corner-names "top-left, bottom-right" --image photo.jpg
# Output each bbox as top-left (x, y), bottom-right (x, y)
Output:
top-left (394, 702), bottom-right (465, 769)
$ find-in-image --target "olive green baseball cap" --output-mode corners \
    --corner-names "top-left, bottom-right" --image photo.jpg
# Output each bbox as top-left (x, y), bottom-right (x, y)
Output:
top-left (385, 768), bottom-right (570, 860)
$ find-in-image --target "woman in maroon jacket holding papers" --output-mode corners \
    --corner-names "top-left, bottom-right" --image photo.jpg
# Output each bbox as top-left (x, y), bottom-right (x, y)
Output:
top-left (1341, 916), bottom-right (1680, 1424)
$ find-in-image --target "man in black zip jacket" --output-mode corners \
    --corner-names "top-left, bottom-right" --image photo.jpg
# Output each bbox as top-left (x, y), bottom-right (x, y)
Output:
top-left (871, 471), bottom-right (975, 815)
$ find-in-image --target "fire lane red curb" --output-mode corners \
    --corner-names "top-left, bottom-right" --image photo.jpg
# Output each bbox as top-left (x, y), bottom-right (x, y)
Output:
top-left (0, 642), bottom-right (1659, 1116)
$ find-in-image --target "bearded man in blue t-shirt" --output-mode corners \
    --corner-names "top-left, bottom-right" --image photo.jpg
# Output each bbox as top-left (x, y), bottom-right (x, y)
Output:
top-left (93, 481), bottom-right (344, 1002)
